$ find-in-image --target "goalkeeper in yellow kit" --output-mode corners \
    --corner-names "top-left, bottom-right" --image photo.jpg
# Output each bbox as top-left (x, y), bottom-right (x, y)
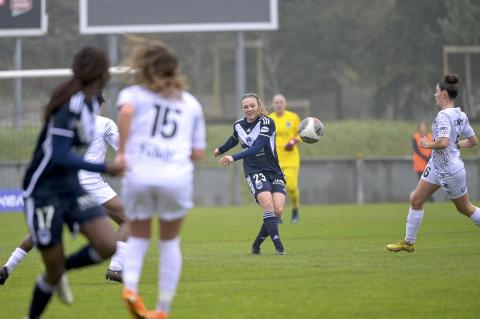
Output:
top-left (270, 94), bottom-right (301, 223)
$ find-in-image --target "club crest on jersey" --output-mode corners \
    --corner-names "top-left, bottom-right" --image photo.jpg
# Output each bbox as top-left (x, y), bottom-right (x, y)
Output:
top-left (286, 122), bottom-right (291, 128)
top-left (260, 126), bottom-right (269, 133)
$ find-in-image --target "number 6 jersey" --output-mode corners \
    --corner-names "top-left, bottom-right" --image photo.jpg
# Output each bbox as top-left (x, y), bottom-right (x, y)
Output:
top-left (116, 85), bottom-right (206, 184)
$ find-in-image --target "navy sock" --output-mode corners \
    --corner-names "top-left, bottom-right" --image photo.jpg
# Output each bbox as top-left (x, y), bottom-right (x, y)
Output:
top-left (65, 245), bottom-right (103, 270)
top-left (253, 223), bottom-right (269, 247)
top-left (29, 277), bottom-right (53, 319)
top-left (263, 212), bottom-right (281, 242)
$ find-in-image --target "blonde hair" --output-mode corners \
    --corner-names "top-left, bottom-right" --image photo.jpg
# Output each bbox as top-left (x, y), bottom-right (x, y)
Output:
top-left (129, 41), bottom-right (185, 99)
top-left (240, 92), bottom-right (269, 117)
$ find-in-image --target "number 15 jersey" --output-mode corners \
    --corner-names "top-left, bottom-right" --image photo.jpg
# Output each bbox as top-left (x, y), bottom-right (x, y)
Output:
top-left (116, 85), bottom-right (206, 184)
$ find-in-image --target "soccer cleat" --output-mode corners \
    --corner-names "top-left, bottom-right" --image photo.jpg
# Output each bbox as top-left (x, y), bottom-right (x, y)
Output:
top-left (386, 240), bottom-right (415, 253)
top-left (0, 266), bottom-right (9, 285)
top-left (122, 287), bottom-right (149, 319)
top-left (105, 269), bottom-right (123, 283)
top-left (57, 273), bottom-right (74, 304)
top-left (291, 208), bottom-right (299, 224)
top-left (146, 310), bottom-right (168, 319)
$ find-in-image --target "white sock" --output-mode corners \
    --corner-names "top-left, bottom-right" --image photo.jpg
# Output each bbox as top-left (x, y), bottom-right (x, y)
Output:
top-left (5, 247), bottom-right (28, 273)
top-left (470, 207), bottom-right (480, 226)
top-left (157, 237), bottom-right (182, 313)
top-left (109, 241), bottom-right (126, 271)
top-left (122, 237), bottom-right (150, 293)
top-left (405, 208), bottom-right (424, 244)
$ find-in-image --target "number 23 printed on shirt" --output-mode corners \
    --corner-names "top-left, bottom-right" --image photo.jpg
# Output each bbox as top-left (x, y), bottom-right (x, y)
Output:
top-left (151, 104), bottom-right (181, 138)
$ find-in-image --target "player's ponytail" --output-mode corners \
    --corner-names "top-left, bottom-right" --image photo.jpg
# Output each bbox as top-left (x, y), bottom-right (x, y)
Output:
top-left (44, 47), bottom-right (109, 123)
top-left (439, 73), bottom-right (460, 99)
top-left (129, 41), bottom-right (185, 99)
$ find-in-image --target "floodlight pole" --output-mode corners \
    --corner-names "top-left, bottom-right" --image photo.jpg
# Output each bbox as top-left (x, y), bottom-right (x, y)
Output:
top-left (233, 31), bottom-right (246, 205)
top-left (13, 37), bottom-right (22, 129)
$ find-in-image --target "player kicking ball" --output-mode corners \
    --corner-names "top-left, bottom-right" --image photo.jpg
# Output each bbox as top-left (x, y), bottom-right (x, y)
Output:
top-left (215, 92), bottom-right (286, 255)
top-left (0, 92), bottom-right (128, 289)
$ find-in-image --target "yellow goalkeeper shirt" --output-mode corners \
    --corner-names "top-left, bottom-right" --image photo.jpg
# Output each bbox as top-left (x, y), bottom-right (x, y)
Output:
top-left (269, 110), bottom-right (301, 168)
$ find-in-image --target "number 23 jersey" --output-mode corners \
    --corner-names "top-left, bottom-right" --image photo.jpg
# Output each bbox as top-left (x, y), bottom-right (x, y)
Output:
top-left (116, 85), bottom-right (206, 184)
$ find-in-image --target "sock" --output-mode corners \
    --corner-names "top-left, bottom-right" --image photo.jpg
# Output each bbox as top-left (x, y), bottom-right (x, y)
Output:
top-left (123, 237), bottom-right (150, 293)
top-left (5, 247), bottom-right (28, 273)
top-left (156, 237), bottom-right (182, 313)
top-left (253, 223), bottom-right (269, 247)
top-left (28, 276), bottom-right (54, 319)
top-left (108, 241), bottom-right (126, 271)
top-left (65, 245), bottom-right (103, 270)
top-left (405, 208), bottom-right (424, 244)
top-left (470, 207), bottom-right (480, 226)
top-left (263, 211), bottom-right (281, 243)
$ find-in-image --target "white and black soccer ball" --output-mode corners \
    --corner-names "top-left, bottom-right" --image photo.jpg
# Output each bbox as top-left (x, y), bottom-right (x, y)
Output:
top-left (298, 117), bottom-right (325, 144)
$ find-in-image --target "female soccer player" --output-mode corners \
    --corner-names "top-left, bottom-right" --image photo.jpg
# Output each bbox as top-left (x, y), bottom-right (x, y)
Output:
top-left (387, 74), bottom-right (479, 253)
top-left (117, 42), bottom-right (206, 319)
top-left (22, 47), bottom-right (125, 318)
top-left (215, 92), bottom-right (286, 255)
top-left (269, 94), bottom-right (302, 223)
top-left (0, 94), bottom-right (128, 286)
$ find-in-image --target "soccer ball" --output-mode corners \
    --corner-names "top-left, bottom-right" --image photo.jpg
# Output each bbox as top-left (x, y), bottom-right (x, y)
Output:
top-left (298, 117), bottom-right (325, 144)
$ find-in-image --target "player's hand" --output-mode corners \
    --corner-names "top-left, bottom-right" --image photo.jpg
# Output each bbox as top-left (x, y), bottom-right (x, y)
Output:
top-left (219, 155), bottom-right (234, 167)
top-left (214, 148), bottom-right (221, 157)
top-left (419, 137), bottom-right (429, 148)
top-left (284, 138), bottom-right (299, 151)
top-left (105, 159), bottom-right (126, 177)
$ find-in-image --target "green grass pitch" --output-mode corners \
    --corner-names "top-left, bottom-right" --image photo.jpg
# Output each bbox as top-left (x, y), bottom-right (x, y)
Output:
top-left (1, 203), bottom-right (480, 319)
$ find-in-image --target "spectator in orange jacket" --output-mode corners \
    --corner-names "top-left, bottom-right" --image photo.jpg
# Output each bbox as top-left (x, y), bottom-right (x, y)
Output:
top-left (412, 122), bottom-right (433, 179)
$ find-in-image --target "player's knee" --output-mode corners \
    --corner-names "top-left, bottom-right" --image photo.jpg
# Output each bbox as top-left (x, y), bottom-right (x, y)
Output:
top-left (95, 240), bottom-right (116, 259)
top-left (274, 208), bottom-right (283, 217)
top-left (410, 195), bottom-right (424, 210)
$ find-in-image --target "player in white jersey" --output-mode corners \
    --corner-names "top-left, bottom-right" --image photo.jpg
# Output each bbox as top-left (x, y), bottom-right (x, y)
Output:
top-left (0, 93), bottom-right (128, 286)
top-left (387, 74), bottom-right (480, 253)
top-left (117, 42), bottom-right (206, 319)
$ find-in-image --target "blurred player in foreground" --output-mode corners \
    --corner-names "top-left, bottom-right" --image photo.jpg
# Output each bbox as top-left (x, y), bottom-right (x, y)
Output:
top-left (269, 94), bottom-right (302, 223)
top-left (387, 74), bottom-right (479, 253)
top-left (22, 47), bottom-right (125, 318)
top-left (215, 93), bottom-right (286, 255)
top-left (0, 93), bottom-right (128, 286)
top-left (117, 42), bottom-right (206, 319)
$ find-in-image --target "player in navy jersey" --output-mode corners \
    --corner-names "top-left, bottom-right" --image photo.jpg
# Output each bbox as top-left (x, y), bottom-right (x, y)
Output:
top-left (215, 93), bottom-right (286, 255)
top-left (22, 47), bottom-right (125, 319)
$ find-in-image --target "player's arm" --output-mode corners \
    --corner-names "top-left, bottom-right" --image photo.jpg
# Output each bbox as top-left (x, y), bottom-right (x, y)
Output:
top-left (419, 137), bottom-right (449, 149)
top-left (285, 114), bottom-right (301, 151)
top-left (215, 128), bottom-right (239, 157)
top-left (420, 114), bottom-right (450, 150)
top-left (232, 135), bottom-right (269, 161)
top-left (456, 120), bottom-right (478, 149)
top-left (105, 119), bottom-right (119, 152)
top-left (191, 106), bottom-right (207, 161)
top-left (116, 103), bottom-right (134, 165)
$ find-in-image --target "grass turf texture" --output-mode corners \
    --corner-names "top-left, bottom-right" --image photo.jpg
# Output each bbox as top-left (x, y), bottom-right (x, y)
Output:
top-left (3, 121), bottom-right (480, 163)
top-left (1, 203), bottom-right (479, 319)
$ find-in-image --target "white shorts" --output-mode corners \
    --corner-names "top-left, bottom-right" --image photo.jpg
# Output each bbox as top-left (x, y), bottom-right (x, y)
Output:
top-left (421, 166), bottom-right (468, 199)
top-left (81, 180), bottom-right (117, 205)
top-left (122, 180), bottom-right (193, 221)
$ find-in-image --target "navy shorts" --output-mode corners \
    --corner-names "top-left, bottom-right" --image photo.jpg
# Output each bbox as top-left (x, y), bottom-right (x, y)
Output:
top-left (246, 172), bottom-right (286, 199)
top-left (24, 186), bottom-right (105, 249)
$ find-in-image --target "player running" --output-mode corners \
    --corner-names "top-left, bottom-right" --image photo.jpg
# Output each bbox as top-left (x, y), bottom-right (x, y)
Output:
top-left (387, 74), bottom-right (480, 253)
top-left (215, 92), bottom-right (286, 255)
top-left (0, 93), bottom-right (128, 286)
top-left (117, 42), bottom-right (206, 319)
top-left (269, 94), bottom-right (302, 223)
top-left (22, 47), bottom-right (124, 319)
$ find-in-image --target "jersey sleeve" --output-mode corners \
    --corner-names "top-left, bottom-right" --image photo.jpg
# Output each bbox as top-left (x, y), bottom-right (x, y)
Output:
top-left (191, 104), bottom-right (207, 150)
top-left (436, 112), bottom-right (451, 138)
top-left (104, 119), bottom-right (119, 151)
top-left (259, 117), bottom-right (275, 138)
top-left (51, 103), bottom-right (76, 138)
top-left (462, 117), bottom-right (475, 138)
top-left (116, 87), bottom-right (136, 110)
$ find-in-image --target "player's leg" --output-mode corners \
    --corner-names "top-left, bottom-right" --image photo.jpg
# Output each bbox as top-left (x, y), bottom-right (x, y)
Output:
top-left (284, 167), bottom-right (301, 223)
top-left (387, 172), bottom-right (440, 252)
top-left (103, 195), bottom-right (129, 282)
top-left (1, 233), bottom-right (33, 285)
top-left (28, 244), bottom-right (66, 318)
top-left (447, 168), bottom-right (480, 225)
top-left (257, 191), bottom-right (285, 254)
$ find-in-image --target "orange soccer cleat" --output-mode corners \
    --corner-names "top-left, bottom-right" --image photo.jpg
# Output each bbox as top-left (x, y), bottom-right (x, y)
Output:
top-left (122, 288), bottom-right (150, 319)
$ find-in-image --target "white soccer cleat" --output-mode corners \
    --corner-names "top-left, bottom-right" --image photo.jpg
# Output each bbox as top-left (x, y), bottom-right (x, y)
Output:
top-left (57, 273), bottom-right (74, 305)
